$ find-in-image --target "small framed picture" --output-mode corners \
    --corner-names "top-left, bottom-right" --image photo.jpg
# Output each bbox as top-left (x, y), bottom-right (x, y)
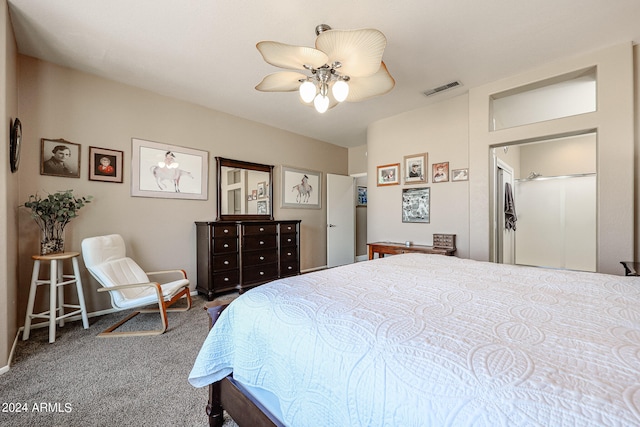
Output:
top-left (377, 163), bottom-right (400, 186)
top-left (452, 168), bottom-right (469, 182)
top-left (89, 146), bottom-right (124, 183)
top-left (257, 200), bottom-right (269, 214)
top-left (41, 138), bottom-right (81, 178)
top-left (432, 161), bottom-right (449, 183)
top-left (257, 181), bottom-right (267, 199)
top-left (402, 187), bottom-right (430, 223)
top-left (357, 186), bottom-right (367, 206)
top-left (404, 153), bottom-right (427, 184)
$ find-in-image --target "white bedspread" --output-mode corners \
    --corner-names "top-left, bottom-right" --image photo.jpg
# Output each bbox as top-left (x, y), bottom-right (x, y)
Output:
top-left (189, 254), bottom-right (640, 426)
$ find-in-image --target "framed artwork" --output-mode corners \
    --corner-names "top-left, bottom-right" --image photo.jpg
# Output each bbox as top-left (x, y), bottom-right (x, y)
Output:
top-left (432, 161), bottom-right (449, 183)
top-left (89, 146), bottom-right (124, 183)
top-left (131, 138), bottom-right (208, 200)
top-left (377, 163), bottom-right (400, 186)
top-left (281, 166), bottom-right (322, 209)
top-left (257, 200), bottom-right (269, 214)
top-left (452, 168), bottom-right (469, 182)
top-left (257, 181), bottom-right (267, 199)
top-left (404, 153), bottom-right (427, 184)
top-left (40, 138), bottom-right (81, 178)
top-left (402, 187), bottom-right (430, 223)
top-left (357, 186), bottom-right (367, 206)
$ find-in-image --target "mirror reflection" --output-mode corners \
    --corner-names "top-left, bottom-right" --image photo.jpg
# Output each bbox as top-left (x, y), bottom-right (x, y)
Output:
top-left (220, 166), bottom-right (271, 216)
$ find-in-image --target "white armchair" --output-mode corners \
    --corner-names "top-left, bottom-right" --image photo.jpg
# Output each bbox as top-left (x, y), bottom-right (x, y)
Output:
top-left (81, 234), bottom-right (192, 337)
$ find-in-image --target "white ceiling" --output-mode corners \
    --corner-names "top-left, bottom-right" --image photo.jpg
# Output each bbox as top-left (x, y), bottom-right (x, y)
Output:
top-left (7, 0), bottom-right (640, 148)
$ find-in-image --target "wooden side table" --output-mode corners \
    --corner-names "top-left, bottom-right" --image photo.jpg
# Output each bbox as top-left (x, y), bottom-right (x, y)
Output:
top-left (368, 242), bottom-right (456, 260)
top-left (23, 251), bottom-right (89, 343)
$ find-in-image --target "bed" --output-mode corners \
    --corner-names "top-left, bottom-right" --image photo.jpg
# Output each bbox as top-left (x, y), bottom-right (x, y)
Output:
top-left (189, 253), bottom-right (640, 426)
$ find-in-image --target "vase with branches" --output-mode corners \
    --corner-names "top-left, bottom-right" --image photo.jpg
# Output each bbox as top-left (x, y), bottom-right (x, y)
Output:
top-left (23, 190), bottom-right (92, 255)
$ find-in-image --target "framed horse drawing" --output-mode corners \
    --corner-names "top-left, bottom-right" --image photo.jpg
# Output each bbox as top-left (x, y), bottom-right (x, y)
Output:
top-left (281, 165), bottom-right (322, 209)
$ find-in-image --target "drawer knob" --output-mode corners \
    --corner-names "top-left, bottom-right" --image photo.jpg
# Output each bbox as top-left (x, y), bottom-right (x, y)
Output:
top-left (224, 229), bottom-right (229, 234)
top-left (224, 277), bottom-right (229, 282)
top-left (259, 256), bottom-right (265, 261)
top-left (287, 252), bottom-right (292, 256)
top-left (224, 260), bottom-right (229, 265)
top-left (259, 241), bottom-right (264, 245)
top-left (259, 227), bottom-right (265, 232)
top-left (224, 243), bottom-right (229, 248)
top-left (259, 271), bottom-right (264, 275)
top-left (287, 266), bottom-right (293, 270)
top-left (287, 238), bottom-right (292, 242)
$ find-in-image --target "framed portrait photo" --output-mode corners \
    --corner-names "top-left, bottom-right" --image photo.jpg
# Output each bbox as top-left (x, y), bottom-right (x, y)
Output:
top-left (404, 153), bottom-right (427, 184)
top-left (432, 161), bottom-right (449, 183)
top-left (377, 163), bottom-right (400, 186)
top-left (89, 146), bottom-right (124, 183)
top-left (131, 138), bottom-right (208, 200)
top-left (452, 168), bottom-right (469, 182)
top-left (41, 138), bottom-right (81, 178)
top-left (402, 187), bottom-right (430, 223)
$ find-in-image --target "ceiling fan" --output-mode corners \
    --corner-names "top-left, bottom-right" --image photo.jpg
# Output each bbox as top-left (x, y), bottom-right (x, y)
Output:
top-left (255, 24), bottom-right (395, 113)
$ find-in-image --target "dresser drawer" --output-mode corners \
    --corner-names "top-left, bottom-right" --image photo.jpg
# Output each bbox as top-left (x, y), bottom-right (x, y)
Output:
top-left (213, 253), bottom-right (238, 270)
top-left (213, 269), bottom-right (239, 288)
top-left (280, 246), bottom-right (298, 263)
top-left (280, 223), bottom-right (297, 234)
top-left (243, 234), bottom-right (277, 251)
top-left (243, 250), bottom-right (277, 266)
top-left (213, 237), bottom-right (238, 254)
top-left (280, 233), bottom-right (297, 247)
top-left (243, 223), bottom-right (277, 236)
top-left (280, 260), bottom-right (299, 277)
top-left (243, 263), bottom-right (278, 284)
top-left (213, 224), bottom-right (238, 238)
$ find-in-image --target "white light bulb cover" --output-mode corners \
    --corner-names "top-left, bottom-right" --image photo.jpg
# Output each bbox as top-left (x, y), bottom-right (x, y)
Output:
top-left (299, 81), bottom-right (316, 103)
top-left (332, 80), bottom-right (349, 102)
top-left (314, 94), bottom-right (329, 113)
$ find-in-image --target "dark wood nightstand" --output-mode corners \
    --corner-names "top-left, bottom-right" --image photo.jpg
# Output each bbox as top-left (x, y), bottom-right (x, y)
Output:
top-left (620, 261), bottom-right (640, 276)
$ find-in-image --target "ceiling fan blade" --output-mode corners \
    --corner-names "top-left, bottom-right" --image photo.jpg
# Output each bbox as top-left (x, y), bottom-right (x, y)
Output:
top-left (315, 29), bottom-right (387, 77)
top-left (345, 62), bottom-right (396, 102)
top-left (257, 41), bottom-right (328, 70)
top-left (255, 71), bottom-right (307, 92)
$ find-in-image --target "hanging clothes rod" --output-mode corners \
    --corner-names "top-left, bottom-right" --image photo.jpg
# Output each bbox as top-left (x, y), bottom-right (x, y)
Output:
top-left (515, 172), bottom-right (596, 182)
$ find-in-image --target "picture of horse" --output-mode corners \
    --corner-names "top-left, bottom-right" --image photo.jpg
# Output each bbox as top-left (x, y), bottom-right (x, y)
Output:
top-left (281, 166), bottom-right (321, 209)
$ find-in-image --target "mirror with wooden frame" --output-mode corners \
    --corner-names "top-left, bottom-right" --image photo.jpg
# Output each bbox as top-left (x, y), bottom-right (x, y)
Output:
top-left (216, 157), bottom-right (274, 221)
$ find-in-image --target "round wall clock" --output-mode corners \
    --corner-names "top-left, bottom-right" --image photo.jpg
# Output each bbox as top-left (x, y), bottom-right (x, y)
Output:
top-left (10, 118), bottom-right (21, 173)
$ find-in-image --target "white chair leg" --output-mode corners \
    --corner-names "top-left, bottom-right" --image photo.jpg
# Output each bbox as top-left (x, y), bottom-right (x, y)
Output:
top-left (22, 260), bottom-right (41, 341)
top-left (57, 260), bottom-right (65, 328)
top-left (49, 259), bottom-right (57, 343)
top-left (72, 257), bottom-right (89, 329)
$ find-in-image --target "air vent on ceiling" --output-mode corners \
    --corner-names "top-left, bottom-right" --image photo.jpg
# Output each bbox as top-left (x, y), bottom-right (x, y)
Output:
top-left (423, 80), bottom-right (462, 97)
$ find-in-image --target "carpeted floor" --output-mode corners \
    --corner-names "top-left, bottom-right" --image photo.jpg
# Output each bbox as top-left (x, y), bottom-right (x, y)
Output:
top-left (0, 293), bottom-right (239, 427)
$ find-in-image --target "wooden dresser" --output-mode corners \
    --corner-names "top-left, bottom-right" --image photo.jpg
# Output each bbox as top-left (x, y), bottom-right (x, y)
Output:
top-left (195, 220), bottom-right (301, 300)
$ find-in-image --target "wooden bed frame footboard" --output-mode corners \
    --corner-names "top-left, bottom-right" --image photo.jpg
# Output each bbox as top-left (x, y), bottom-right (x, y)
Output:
top-left (205, 303), bottom-right (283, 427)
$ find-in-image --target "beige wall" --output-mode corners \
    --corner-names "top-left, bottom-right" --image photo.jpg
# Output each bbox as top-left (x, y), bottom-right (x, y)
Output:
top-left (470, 42), bottom-right (634, 274)
top-left (367, 94), bottom-right (470, 257)
top-left (15, 56), bottom-right (347, 324)
top-left (1, 0), bottom-right (19, 373)
top-left (367, 43), bottom-right (636, 274)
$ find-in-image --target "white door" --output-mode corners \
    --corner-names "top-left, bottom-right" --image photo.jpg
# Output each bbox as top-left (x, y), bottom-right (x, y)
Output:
top-left (327, 174), bottom-right (355, 268)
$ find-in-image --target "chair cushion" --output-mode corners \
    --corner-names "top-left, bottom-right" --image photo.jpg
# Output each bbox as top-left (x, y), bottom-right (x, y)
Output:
top-left (115, 279), bottom-right (190, 310)
top-left (82, 234), bottom-right (127, 268)
top-left (88, 257), bottom-right (151, 306)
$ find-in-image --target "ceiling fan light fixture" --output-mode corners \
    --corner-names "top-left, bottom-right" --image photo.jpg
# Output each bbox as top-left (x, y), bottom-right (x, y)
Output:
top-left (314, 94), bottom-right (330, 113)
top-left (299, 80), bottom-right (316, 103)
top-left (256, 24), bottom-right (394, 113)
top-left (332, 79), bottom-right (349, 102)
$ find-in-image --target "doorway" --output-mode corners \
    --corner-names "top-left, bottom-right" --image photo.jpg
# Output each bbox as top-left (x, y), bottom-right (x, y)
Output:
top-left (491, 132), bottom-right (597, 271)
